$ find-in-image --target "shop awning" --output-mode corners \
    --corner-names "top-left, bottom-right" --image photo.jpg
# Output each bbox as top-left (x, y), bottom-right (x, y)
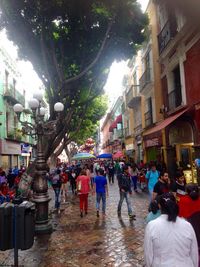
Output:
top-left (109, 121), bottom-right (117, 132)
top-left (143, 108), bottom-right (189, 136)
top-left (115, 114), bottom-right (122, 124)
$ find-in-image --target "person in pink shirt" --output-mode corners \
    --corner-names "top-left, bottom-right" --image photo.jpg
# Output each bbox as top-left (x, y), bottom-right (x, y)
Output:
top-left (76, 169), bottom-right (91, 217)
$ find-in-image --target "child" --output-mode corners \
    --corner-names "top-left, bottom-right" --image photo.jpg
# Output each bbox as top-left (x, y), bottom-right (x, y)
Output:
top-left (139, 169), bottom-right (147, 191)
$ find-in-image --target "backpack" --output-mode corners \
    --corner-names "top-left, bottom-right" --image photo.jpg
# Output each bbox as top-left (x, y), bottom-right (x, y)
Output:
top-left (52, 174), bottom-right (61, 187)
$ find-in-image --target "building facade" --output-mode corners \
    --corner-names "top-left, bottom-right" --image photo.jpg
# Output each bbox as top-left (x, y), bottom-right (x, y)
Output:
top-left (0, 45), bottom-right (33, 170)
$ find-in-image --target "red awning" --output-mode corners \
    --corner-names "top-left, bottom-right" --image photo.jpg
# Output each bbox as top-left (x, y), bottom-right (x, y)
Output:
top-left (143, 108), bottom-right (189, 136)
top-left (109, 121), bottom-right (117, 132)
top-left (115, 114), bottom-right (122, 124)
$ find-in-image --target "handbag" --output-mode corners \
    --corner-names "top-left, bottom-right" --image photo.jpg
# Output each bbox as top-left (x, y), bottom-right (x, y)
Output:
top-left (77, 180), bottom-right (82, 191)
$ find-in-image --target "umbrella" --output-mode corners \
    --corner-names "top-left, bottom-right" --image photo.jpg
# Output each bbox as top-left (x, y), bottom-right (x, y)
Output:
top-left (113, 151), bottom-right (125, 159)
top-left (97, 153), bottom-right (112, 159)
top-left (72, 152), bottom-right (96, 160)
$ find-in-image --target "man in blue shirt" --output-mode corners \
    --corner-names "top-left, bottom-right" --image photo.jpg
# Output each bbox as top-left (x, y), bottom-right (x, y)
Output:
top-left (145, 164), bottom-right (159, 201)
top-left (94, 168), bottom-right (108, 217)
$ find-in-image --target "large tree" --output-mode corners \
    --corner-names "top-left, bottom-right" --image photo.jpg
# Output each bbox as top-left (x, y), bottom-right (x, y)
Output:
top-left (0, 0), bottom-right (148, 161)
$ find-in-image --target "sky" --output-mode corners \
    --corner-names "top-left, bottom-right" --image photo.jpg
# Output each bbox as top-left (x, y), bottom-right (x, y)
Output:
top-left (0, 30), bottom-right (43, 100)
top-left (104, 0), bottom-right (149, 106)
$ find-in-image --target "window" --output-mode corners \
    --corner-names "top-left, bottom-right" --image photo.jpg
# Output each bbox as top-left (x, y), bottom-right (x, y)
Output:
top-left (145, 97), bottom-right (153, 127)
top-left (168, 65), bottom-right (182, 110)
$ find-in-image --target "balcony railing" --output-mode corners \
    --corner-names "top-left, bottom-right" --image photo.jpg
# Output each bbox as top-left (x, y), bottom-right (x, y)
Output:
top-left (158, 19), bottom-right (177, 54)
top-left (3, 83), bottom-right (25, 106)
top-left (123, 127), bottom-right (134, 138)
top-left (139, 68), bottom-right (152, 92)
top-left (126, 87), bottom-right (133, 105)
top-left (145, 111), bottom-right (153, 127)
top-left (168, 89), bottom-right (182, 110)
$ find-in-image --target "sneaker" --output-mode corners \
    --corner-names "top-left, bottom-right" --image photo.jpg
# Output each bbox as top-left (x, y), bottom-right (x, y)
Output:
top-left (129, 214), bottom-right (136, 220)
top-left (97, 211), bottom-right (99, 217)
top-left (117, 211), bottom-right (121, 217)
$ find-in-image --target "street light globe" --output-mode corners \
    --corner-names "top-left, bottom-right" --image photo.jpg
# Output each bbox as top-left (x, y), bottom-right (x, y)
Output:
top-left (13, 103), bottom-right (23, 113)
top-left (40, 107), bottom-right (46, 116)
top-left (33, 90), bottom-right (43, 101)
top-left (28, 98), bottom-right (39, 109)
top-left (54, 102), bottom-right (64, 112)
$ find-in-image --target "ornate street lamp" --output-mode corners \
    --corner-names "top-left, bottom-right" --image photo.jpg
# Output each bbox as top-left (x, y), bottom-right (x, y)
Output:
top-left (13, 91), bottom-right (64, 234)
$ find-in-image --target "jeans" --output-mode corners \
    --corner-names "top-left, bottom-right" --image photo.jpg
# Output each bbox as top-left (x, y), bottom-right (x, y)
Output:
top-left (53, 187), bottom-right (61, 209)
top-left (131, 176), bottom-right (138, 190)
top-left (108, 174), bottom-right (114, 184)
top-left (148, 188), bottom-right (153, 202)
top-left (96, 192), bottom-right (106, 213)
top-left (118, 190), bottom-right (133, 215)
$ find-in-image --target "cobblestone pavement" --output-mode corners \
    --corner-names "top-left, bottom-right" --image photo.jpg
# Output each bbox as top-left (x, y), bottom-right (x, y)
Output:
top-left (0, 181), bottom-right (149, 267)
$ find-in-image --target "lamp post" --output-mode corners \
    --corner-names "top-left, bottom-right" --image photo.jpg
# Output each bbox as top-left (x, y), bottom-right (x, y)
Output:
top-left (13, 91), bottom-right (64, 234)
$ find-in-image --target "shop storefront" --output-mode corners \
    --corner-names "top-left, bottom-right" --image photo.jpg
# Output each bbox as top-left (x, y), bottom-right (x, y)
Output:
top-left (143, 133), bottom-right (163, 163)
top-left (166, 120), bottom-right (197, 183)
top-left (135, 135), bottom-right (143, 164)
top-left (0, 139), bottom-right (21, 170)
top-left (125, 143), bottom-right (134, 163)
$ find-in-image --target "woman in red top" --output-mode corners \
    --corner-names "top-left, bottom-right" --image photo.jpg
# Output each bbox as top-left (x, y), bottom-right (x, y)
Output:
top-left (178, 184), bottom-right (200, 218)
top-left (178, 184), bottom-right (200, 266)
top-left (76, 169), bottom-right (90, 217)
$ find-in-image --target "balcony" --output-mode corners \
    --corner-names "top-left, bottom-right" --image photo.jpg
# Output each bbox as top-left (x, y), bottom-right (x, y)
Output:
top-left (139, 68), bottom-right (152, 92)
top-left (145, 111), bottom-right (153, 128)
top-left (158, 19), bottom-right (177, 54)
top-left (126, 87), bottom-right (133, 105)
top-left (168, 89), bottom-right (182, 110)
top-left (7, 128), bottom-right (24, 141)
top-left (3, 84), bottom-right (25, 106)
top-left (123, 127), bottom-right (134, 138)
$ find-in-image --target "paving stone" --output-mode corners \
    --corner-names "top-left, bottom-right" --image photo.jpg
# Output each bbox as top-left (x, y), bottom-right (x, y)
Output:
top-left (0, 182), bottom-right (148, 267)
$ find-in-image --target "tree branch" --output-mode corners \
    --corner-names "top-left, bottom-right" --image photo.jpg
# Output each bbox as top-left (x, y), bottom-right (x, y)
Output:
top-left (64, 20), bottom-right (114, 85)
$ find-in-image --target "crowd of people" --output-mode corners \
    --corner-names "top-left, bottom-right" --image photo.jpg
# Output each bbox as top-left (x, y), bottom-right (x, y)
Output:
top-left (0, 159), bottom-right (199, 266)
top-left (47, 159), bottom-right (200, 266)
top-left (0, 165), bottom-right (26, 204)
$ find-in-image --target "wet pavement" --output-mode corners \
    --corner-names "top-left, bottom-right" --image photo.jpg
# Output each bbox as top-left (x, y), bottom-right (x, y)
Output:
top-left (0, 181), bottom-right (149, 267)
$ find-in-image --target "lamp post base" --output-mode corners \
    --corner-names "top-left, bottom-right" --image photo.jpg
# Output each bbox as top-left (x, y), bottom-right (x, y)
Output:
top-left (35, 221), bottom-right (52, 235)
top-left (32, 192), bottom-right (52, 234)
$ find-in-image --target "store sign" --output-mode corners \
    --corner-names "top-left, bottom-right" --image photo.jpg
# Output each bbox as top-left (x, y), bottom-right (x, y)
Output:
top-left (0, 139), bottom-right (21, 155)
top-left (144, 138), bottom-right (161, 148)
top-left (21, 143), bottom-right (31, 154)
top-left (125, 143), bottom-right (134, 150)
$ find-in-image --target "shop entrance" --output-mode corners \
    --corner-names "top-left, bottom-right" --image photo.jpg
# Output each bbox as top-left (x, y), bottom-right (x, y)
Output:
top-left (176, 144), bottom-right (197, 183)
top-left (168, 121), bottom-right (196, 183)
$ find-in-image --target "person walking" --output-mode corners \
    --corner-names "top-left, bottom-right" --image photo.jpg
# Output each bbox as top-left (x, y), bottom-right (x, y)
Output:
top-left (60, 168), bottom-right (68, 202)
top-left (93, 168), bottom-right (108, 218)
top-left (52, 169), bottom-right (62, 211)
top-left (129, 164), bottom-right (139, 192)
top-left (76, 169), bottom-right (90, 217)
top-left (108, 163), bottom-right (115, 184)
top-left (144, 192), bottom-right (199, 267)
top-left (145, 164), bottom-right (159, 201)
top-left (117, 165), bottom-right (135, 220)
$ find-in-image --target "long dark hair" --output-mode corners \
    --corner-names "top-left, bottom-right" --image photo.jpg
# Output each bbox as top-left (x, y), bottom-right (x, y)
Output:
top-left (158, 193), bottom-right (179, 222)
top-left (186, 183), bottom-right (199, 200)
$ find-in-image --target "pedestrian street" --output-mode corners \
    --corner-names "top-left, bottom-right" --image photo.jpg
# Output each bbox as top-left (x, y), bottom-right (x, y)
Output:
top-left (0, 182), bottom-right (149, 267)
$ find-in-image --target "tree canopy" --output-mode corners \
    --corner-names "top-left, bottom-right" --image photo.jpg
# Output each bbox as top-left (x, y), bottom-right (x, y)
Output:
top-left (0, 0), bottom-right (148, 160)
